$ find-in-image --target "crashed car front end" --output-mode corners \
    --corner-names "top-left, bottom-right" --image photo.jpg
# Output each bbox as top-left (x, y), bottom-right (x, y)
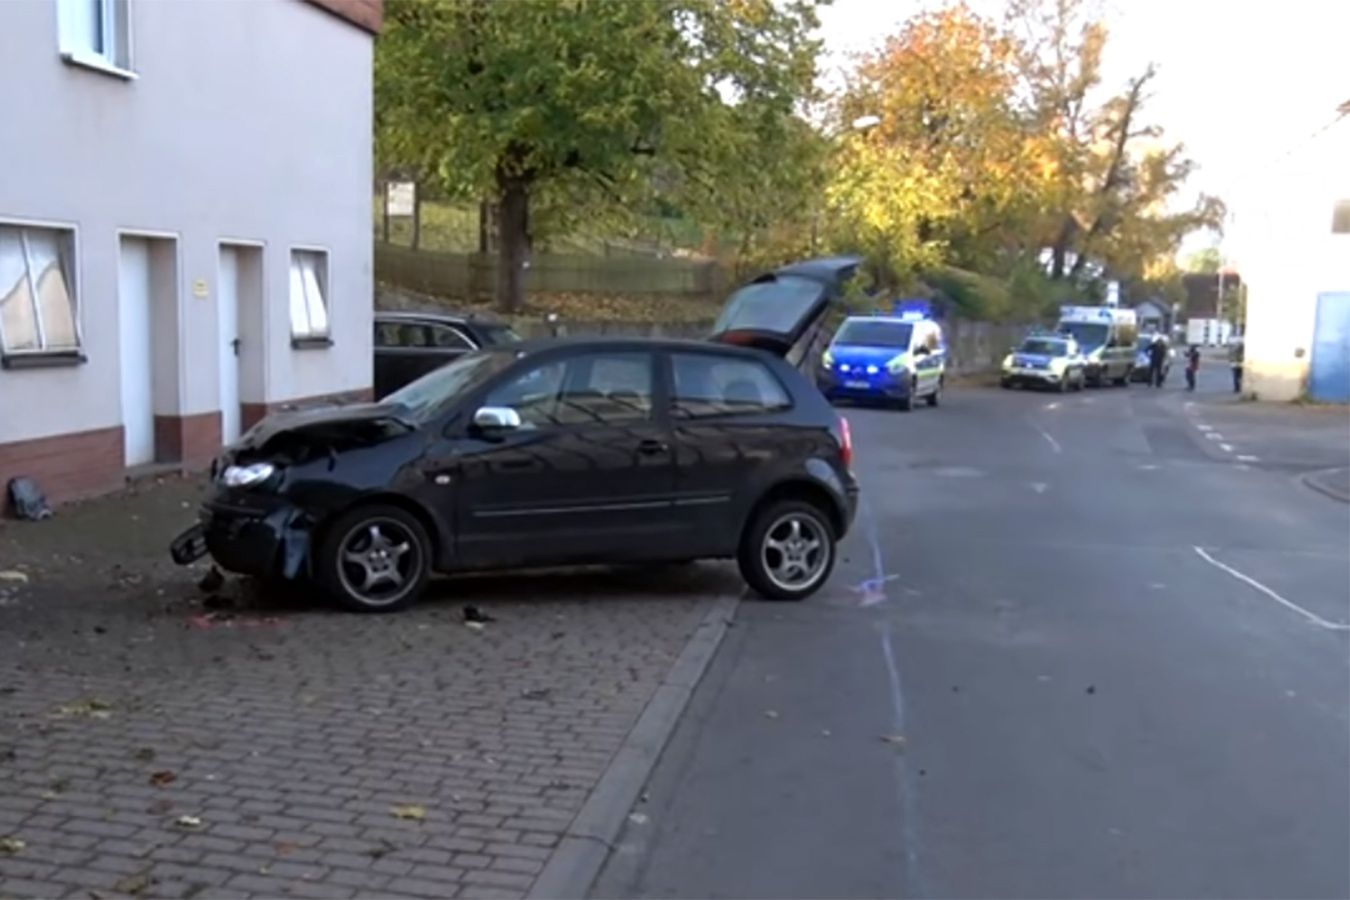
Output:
top-left (170, 405), bottom-right (422, 581)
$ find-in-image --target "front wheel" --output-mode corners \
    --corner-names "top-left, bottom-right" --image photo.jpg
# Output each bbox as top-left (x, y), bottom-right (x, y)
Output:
top-left (739, 500), bottom-right (836, 601)
top-left (315, 504), bottom-right (432, 612)
top-left (896, 381), bottom-right (915, 411)
top-left (926, 377), bottom-right (942, 406)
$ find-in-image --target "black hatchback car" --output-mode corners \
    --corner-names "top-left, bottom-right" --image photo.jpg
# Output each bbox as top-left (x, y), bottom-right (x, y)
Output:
top-left (172, 259), bottom-right (861, 612)
top-left (373, 311), bottom-right (521, 399)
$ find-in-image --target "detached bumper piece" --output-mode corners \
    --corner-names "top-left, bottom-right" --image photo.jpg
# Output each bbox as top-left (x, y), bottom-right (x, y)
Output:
top-left (170, 501), bottom-right (313, 580)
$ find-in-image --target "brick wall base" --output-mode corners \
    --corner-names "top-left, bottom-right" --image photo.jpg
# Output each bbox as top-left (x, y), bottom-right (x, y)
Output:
top-left (154, 412), bottom-right (223, 468)
top-left (241, 388), bottom-right (375, 432)
top-left (0, 426), bottom-right (125, 509)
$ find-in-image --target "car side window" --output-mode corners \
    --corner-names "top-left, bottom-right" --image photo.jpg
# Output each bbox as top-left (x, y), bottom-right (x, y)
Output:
top-left (671, 353), bottom-right (792, 419)
top-left (430, 324), bottom-right (474, 350)
top-left (483, 352), bottom-right (653, 428)
top-left (925, 327), bottom-right (941, 352)
top-left (374, 322), bottom-right (402, 348)
top-left (398, 324), bottom-right (431, 348)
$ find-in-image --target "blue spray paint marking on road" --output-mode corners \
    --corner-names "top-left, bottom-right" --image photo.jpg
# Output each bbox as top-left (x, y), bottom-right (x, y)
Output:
top-left (881, 622), bottom-right (927, 897)
top-left (851, 493), bottom-right (897, 607)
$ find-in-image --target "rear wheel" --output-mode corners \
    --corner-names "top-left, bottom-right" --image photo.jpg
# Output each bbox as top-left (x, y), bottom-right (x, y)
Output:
top-left (315, 504), bottom-right (432, 613)
top-left (738, 500), bottom-right (837, 601)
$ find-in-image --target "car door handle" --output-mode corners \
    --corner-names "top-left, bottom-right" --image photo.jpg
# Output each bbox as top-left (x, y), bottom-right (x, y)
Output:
top-left (636, 439), bottom-right (669, 456)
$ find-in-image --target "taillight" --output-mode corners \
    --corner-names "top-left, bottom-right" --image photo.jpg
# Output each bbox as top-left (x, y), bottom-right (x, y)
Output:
top-left (837, 415), bottom-right (853, 469)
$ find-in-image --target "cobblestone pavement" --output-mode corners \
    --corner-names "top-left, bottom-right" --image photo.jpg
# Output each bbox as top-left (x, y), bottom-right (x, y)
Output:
top-left (0, 477), bottom-right (732, 898)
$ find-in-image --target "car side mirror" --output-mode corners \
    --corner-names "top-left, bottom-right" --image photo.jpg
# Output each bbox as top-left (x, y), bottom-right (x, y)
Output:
top-left (472, 406), bottom-right (522, 434)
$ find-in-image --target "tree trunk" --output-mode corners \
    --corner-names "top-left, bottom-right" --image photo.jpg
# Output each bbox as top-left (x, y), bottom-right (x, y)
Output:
top-left (495, 174), bottom-right (529, 314)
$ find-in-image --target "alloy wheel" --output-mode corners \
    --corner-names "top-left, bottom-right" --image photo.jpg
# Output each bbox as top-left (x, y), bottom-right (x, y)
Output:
top-left (337, 518), bottom-right (421, 607)
top-left (760, 513), bottom-right (830, 593)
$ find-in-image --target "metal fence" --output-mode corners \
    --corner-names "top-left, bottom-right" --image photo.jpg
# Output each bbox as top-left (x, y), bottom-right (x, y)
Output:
top-left (374, 242), bottom-right (730, 300)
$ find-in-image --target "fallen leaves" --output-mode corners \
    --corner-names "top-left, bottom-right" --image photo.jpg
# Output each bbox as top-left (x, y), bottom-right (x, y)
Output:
top-left (114, 868), bottom-right (153, 896)
top-left (390, 804), bottom-right (427, 821)
top-left (52, 698), bottom-right (113, 720)
top-left (0, 836), bottom-right (25, 855)
top-left (149, 771), bottom-right (177, 788)
top-left (133, 747), bottom-right (156, 763)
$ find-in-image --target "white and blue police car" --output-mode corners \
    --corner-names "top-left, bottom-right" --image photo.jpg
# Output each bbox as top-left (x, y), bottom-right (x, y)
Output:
top-left (816, 303), bottom-right (946, 411)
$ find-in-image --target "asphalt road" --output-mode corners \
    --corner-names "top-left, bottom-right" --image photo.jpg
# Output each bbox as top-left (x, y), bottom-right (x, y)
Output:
top-left (593, 366), bottom-right (1350, 899)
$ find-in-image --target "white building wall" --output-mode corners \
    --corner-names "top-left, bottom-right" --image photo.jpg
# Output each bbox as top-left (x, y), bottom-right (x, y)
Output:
top-left (1237, 114), bottom-right (1350, 401)
top-left (0, 0), bottom-right (373, 447)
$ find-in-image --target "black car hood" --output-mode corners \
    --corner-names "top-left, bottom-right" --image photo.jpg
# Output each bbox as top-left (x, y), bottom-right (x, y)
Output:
top-left (235, 402), bottom-right (415, 454)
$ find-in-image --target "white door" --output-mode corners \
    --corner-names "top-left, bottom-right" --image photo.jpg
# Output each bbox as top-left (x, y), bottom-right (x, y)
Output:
top-left (118, 238), bottom-right (155, 466)
top-left (218, 247), bottom-right (242, 444)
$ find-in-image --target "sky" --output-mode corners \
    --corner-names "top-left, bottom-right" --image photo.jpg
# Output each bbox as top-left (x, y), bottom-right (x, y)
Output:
top-left (815, 0), bottom-right (1350, 256)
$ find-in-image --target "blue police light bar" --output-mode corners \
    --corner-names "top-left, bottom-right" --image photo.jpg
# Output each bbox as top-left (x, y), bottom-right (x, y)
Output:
top-left (891, 298), bottom-right (936, 321)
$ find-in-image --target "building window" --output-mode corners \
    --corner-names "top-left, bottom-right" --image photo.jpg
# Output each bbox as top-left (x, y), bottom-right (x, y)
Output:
top-left (0, 225), bottom-right (83, 364)
top-left (58, 0), bottom-right (133, 74)
top-left (289, 250), bottom-right (331, 344)
top-left (1333, 200), bottom-right (1350, 235)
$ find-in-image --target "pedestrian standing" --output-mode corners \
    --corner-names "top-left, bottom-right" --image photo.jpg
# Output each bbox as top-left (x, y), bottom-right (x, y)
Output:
top-left (1147, 333), bottom-right (1169, 388)
top-left (1229, 338), bottom-right (1244, 393)
top-left (1185, 344), bottom-right (1200, 391)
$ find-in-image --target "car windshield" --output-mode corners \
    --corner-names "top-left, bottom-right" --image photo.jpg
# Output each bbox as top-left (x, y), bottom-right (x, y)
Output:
top-left (713, 275), bottom-right (825, 335)
top-left (1059, 322), bottom-right (1109, 350)
top-left (1020, 338), bottom-right (1067, 355)
top-left (834, 319), bottom-right (913, 348)
top-left (480, 324), bottom-right (523, 344)
top-left (383, 350), bottom-right (519, 423)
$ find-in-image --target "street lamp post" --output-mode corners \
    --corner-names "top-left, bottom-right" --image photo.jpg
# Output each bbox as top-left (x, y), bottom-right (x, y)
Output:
top-left (811, 114), bottom-right (881, 255)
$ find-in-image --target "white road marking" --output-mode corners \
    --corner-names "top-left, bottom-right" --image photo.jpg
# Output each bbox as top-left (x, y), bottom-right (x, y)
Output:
top-left (1044, 401), bottom-right (1061, 411)
top-left (1195, 423), bottom-right (1213, 431)
top-left (1193, 546), bottom-right (1350, 632)
top-left (1238, 454), bottom-right (1260, 463)
top-left (1205, 432), bottom-right (1224, 441)
top-left (1034, 424), bottom-right (1062, 454)
top-left (1219, 443), bottom-right (1234, 452)
top-left (1234, 464), bottom-right (1252, 471)
top-left (1137, 464), bottom-right (1160, 471)
top-left (1030, 482), bottom-right (1048, 494)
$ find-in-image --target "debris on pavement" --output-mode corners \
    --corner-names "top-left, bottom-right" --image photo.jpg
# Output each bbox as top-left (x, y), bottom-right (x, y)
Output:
top-left (764, 709), bottom-right (780, 720)
top-left (0, 836), bottom-right (25, 854)
top-left (520, 687), bottom-right (552, 701)
top-left (174, 815), bottom-right (203, 830)
top-left (628, 812), bottom-right (649, 826)
top-left (1086, 685), bottom-right (1097, 695)
top-left (390, 804), bottom-right (427, 821)
top-left (133, 747), bottom-right (156, 762)
top-left (197, 567), bottom-right (225, 594)
top-left (463, 604), bottom-right (496, 624)
top-left (880, 733), bottom-right (908, 750)
top-left (113, 868), bottom-right (153, 896)
top-left (53, 698), bottom-right (113, 719)
top-left (7, 476), bottom-right (53, 520)
top-left (0, 569), bottom-right (30, 584)
top-left (149, 770), bottom-right (177, 787)
top-left (464, 621), bottom-right (486, 632)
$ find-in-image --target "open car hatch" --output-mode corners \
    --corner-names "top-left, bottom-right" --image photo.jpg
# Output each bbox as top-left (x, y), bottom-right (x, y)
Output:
top-left (709, 256), bottom-right (863, 366)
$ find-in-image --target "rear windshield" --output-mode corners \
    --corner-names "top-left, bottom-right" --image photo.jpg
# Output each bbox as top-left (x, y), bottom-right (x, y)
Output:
top-left (834, 319), bottom-right (913, 348)
top-left (713, 275), bottom-right (825, 335)
top-left (1021, 338), bottom-right (1067, 355)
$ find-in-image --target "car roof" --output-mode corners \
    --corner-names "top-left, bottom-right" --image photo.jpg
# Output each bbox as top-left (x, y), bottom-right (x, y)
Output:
top-left (486, 335), bottom-right (778, 361)
top-left (375, 309), bottom-right (503, 326)
top-left (842, 315), bottom-right (917, 324)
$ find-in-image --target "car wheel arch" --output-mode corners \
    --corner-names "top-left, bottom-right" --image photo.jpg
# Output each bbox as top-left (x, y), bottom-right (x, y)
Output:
top-left (316, 493), bottom-right (449, 571)
top-left (742, 479), bottom-right (845, 543)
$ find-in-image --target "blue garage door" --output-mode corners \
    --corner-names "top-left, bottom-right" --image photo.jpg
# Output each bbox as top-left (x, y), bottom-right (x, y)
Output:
top-left (1309, 293), bottom-right (1350, 402)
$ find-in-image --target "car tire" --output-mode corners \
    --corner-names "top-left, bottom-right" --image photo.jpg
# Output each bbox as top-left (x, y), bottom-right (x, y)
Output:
top-left (738, 500), bottom-right (837, 601)
top-left (897, 378), bottom-right (916, 411)
top-left (1057, 375), bottom-right (1070, 393)
top-left (926, 378), bottom-right (942, 406)
top-left (1000, 378), bottom-right (1013, 390)
top-left (315, 504), bottom-right (432, 613)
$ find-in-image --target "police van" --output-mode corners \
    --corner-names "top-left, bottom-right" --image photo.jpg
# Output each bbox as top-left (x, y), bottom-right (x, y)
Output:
top-left (816, 304), bottom-right (946, 411)
top-left (1056, 305), bottom-right (1137, 386)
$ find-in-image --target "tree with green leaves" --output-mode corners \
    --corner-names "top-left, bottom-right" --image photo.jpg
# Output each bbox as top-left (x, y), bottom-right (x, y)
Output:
top-left (376, 0), bottom-right (823, 313)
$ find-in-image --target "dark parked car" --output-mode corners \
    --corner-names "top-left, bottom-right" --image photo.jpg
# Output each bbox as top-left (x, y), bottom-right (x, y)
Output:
top-left (172, 259), bottom-right (862, 612)
top-left (373, 311), bottom-right (521, 399)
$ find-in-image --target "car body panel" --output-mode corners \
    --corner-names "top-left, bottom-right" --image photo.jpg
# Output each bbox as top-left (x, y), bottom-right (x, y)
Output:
top-left (181, 337), bottom-right (857, 588)
top-left (709, 256), bottom-right (862, 365)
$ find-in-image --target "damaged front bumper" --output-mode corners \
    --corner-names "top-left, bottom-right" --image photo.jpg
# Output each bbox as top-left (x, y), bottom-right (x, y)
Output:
top-left (170, 498), bottom-right (312, 580)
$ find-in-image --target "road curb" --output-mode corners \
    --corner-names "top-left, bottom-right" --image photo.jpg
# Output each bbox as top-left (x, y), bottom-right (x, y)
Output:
top-left (1301, 467), bottom-right (1350, 504)
top-left (528, 593), bottom-right (740, 900)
